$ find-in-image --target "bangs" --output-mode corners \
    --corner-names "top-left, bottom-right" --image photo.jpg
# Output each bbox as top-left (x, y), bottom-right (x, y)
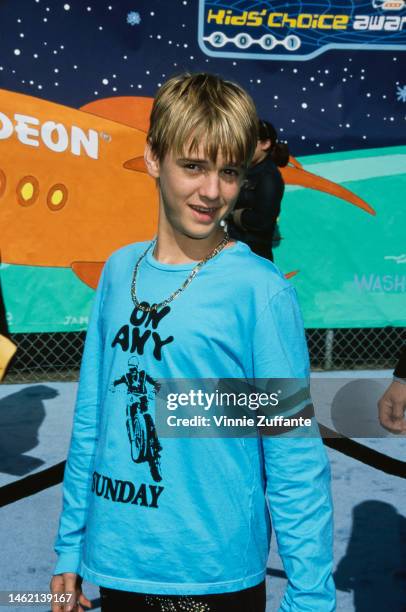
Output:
top-left (173, 120), bottom-right (249, 168)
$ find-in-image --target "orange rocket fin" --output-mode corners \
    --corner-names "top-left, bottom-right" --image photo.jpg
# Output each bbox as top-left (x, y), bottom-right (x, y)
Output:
top-left (288, 155), bottom-right (303, 170)
top-left (281, 165), bottom-right (376, 215)
top-left (285, 270), bottom-right (299, 279)
top-left (79, 96), bottom-right (153, 132)
top-left (71, 261), bottom-right (105, 289)
top-left (123, 156), bottom-right (147, 173)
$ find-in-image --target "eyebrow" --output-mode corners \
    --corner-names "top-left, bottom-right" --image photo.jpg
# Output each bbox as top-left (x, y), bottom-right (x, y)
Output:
top-left (177, 157), bottom-right (209, 164)
top-left (177, 157), bottom-right (241, 168)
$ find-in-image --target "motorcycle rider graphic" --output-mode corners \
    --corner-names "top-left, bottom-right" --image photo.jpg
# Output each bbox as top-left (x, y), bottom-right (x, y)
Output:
top-left (111, 356), bottom-right (163, 482)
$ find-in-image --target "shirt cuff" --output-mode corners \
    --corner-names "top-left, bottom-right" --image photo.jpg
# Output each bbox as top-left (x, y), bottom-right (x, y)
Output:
top-left (393, 376), bottom-right (406, 385)
top-left (54, 550), bottom-right (82, 576)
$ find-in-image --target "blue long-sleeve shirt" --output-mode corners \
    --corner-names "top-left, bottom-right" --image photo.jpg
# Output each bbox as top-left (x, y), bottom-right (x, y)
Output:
top-left (55, 240), bottom-right (335, 610)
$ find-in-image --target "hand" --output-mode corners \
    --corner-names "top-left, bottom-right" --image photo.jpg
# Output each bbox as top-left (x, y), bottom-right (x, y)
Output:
top-left (378, 381), bottom-right (406, 434)
top-left (50, 573), bottom-right (92, 612)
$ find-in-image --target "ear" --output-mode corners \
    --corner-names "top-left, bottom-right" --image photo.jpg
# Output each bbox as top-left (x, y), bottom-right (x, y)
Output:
top-left (144, 142), bottom-right (160, 178)
top-left (261, 138), bottom-right (272, 152)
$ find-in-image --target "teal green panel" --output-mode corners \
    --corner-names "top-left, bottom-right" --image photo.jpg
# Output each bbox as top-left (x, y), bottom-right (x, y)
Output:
top-left (1, 265), bottom-right (94, 333)
top-left (277, 171), bottom-right (406, 328)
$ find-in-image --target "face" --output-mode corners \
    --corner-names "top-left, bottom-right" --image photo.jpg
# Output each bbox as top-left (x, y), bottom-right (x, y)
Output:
top-left (145, 141), bottom-right (244, 240)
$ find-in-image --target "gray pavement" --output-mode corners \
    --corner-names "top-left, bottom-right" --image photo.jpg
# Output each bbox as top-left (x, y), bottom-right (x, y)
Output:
top-left (0, 374), bottom-right (405, 611)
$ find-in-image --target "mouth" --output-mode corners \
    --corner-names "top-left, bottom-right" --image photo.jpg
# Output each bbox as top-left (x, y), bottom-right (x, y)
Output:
top-left (188, 204), bottom-right (220, 223)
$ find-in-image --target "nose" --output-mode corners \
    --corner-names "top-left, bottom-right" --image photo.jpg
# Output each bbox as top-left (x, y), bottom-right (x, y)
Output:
top-left (199, 172), bottom-right (220, 202)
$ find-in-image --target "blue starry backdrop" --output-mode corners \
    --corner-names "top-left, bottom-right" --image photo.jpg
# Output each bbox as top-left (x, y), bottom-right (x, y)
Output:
top-left (0, 0), bottom-right (405, 330)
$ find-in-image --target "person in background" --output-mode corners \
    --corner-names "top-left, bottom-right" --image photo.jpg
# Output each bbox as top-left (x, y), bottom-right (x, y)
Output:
top-left (378, 345), bottom-right (406, 433)
top-left (228, 119), bottom-right (289, 261)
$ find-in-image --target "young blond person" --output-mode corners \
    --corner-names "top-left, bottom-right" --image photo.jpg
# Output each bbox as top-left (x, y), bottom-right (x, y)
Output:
top-left (51, 73), bottom-right (335, 612)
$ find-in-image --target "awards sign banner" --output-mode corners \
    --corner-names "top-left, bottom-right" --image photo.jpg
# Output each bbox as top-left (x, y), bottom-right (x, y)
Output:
top-left (0, 0), bottom-right (404, 332)
top-left (199, 0), bottom-right (406, 60)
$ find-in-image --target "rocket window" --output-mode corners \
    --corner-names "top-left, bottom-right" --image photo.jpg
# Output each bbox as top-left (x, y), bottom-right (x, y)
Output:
top-left (47, 183), bottom-right (68, 211)
top-left (0, 169), bottom-right (6, 198)
top-left (17, 176), bottom-right (39, 207)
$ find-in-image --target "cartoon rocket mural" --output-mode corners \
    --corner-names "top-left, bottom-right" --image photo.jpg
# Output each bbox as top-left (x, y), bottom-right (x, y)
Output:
top-left (0, 88), bottom-right (374, 290)
top-left (0, 89), bottom-right (158, 288)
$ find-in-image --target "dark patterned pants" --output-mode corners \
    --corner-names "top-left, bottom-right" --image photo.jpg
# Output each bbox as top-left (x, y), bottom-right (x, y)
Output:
top-left (100, 580), bottom-right (266, 611)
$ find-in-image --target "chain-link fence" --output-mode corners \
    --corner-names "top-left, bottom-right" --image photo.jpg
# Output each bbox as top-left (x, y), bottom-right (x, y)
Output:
top-left (3, 327), bottom-right (405, 383)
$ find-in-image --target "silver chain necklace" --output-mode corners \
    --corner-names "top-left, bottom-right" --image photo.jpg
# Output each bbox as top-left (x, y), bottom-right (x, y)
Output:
top-left (131, 232), bottom-right (230, 312)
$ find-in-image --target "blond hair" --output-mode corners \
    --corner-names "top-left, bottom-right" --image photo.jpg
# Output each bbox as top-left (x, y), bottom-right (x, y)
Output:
top-left (147, 73), bottom-right (258, 168)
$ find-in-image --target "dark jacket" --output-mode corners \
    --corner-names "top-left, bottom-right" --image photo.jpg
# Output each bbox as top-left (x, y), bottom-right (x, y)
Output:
top-left (394, 346), bottom-right (406, 378)
top-left (229, 154), bottom-right (284, 260)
